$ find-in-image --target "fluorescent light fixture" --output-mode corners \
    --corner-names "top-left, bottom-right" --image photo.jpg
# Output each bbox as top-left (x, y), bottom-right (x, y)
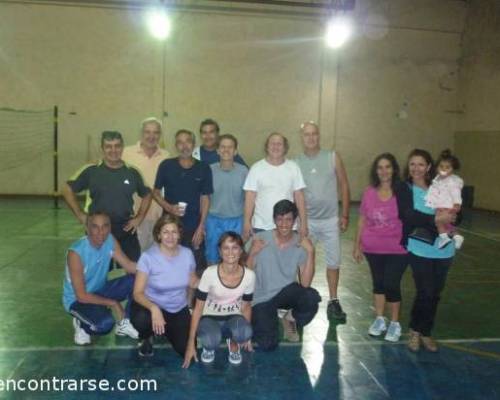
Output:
top-left (325, 16), bottom-right (352, 48)
top-left (146, 9), bottom-right (171, 40)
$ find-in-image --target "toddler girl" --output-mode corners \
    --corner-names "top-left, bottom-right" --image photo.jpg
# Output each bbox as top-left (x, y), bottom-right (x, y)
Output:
top-left (425, 149), bottom-right (464, 249)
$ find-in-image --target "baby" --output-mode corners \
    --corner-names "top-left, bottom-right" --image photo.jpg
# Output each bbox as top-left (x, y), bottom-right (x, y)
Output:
top-left (425, 149), bottom-right (465, 249)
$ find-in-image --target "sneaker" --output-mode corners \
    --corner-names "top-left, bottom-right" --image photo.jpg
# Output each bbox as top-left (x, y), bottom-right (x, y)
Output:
top-left (384, 321), bottom-right (402, 342)
top-left (407, 329), bottom-right (420, 352)
top-left (226, 339), bottom-right (242, 365)
top-left (201, 348), bottom-right (215, 364)
top-left (368, 316), bottom-right (387, 336)
top-left (438, 234), bottom-right (452, 249)
top-left (421, 336), bottom-right (439, 352)
top-left (453, 234), bottom-right (464, 250)
top-left (327, 299), bottom-right (346, 320)
top-left (73, 318), bottom-right (91, 345)
top-left (115, 318), bottom-right (139, 339)
top-left (282, 310), bottom-right (300, 342)
top-left (138, 337), bottom-right (154, 357)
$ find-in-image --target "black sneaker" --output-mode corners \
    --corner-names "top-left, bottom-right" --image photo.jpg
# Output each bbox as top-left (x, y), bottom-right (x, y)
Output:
top-left (327, 299), bottom-right (346, 320)
top-left (138, 337), bottom-right (154, 357)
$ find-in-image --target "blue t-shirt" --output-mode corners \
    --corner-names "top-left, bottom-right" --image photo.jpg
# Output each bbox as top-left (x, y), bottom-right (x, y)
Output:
top-left (137, 245), bottom-right (195, 313)
top-left (62, 234), bottom-right (115, 311)
top-left (154, 158), bottom-right (213, 230)
top-left (407, 185), bottom-right (455, 259)
top-left (200, 146), bottom-right (247, 167)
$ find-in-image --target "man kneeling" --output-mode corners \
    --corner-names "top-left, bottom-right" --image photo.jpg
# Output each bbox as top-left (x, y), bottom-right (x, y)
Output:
top-left (247, 200), bottom-right (321, 351)
top-left (62, 211), bottom-right (138, 345)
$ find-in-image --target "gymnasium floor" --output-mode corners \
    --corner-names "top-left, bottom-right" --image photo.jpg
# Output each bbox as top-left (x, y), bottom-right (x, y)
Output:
top-left (0, 199), bottom-right (499, 399)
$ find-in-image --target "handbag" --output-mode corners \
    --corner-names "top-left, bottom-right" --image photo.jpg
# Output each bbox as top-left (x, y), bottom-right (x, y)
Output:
top-left (408, 227), bottom-right (436, 245)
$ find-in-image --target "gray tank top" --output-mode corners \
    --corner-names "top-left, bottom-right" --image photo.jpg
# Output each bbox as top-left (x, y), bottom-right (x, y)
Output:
top-left (295, 149), bottom-right (338, 219)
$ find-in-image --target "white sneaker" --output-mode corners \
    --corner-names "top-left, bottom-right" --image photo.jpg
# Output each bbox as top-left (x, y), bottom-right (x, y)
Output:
top-left (368, 316), bottom-right (387, 336)
top-left (384, 321), bottom-right (402, 342)
top-left (73, 318), bottom-right (91, 345)
top-left (227, 339), bottom-right (242, 365)
top-left (201, 348), bottom-right (215, 364)
top-left (453, 234), bottom-right (464, 250)
top-left (115, 318), bottom-right (139, 339)
top-left (282, 310), bottom-right (300, 342)
top-left (438, 234), bottom-right (452, 249)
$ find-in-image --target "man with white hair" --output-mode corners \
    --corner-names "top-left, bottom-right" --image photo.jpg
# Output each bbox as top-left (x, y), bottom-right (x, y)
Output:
top-left (123, 117), bottom-right (169, 250)
top-left (295, 121), bottom-right (351, 321)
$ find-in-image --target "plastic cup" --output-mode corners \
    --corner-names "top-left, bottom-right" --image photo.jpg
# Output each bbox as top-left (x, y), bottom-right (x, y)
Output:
top-left (178, 202), bottom-right (187, 216)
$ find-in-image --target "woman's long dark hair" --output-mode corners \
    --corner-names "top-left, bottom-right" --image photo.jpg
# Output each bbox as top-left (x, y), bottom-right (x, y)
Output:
top-left (369, 153), bottom-right (401, 189)
top-left (403, 148), bottom-right (434, 186)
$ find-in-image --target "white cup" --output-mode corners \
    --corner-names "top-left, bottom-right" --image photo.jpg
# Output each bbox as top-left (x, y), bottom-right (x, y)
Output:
top-left (178, 202), bottom-right (187, 216)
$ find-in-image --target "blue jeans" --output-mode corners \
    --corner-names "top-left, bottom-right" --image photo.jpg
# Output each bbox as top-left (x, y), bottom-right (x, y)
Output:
top-left (197, 315), bottom-right (252, 350)
top-left (69, 274), bottom-right (135, 335)
top-left (205, 214), bottom-right (243, 264)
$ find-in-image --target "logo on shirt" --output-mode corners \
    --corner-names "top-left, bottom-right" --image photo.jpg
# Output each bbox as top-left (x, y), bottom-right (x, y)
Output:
top-left (124, 179), bottom-right (130, 185)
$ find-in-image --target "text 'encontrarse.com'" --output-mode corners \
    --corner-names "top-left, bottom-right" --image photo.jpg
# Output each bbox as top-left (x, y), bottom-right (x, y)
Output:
top-left (0, 377), bottom-right (157, 392)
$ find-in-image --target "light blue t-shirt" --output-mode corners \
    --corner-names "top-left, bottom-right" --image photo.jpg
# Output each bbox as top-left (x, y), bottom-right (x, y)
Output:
top-left (137, 244), bottom-right (195, 313)
top-left (209, 163), bottom-right (248, 218)
top-left (407, 185), bottom-right (455, 259)
top-left (62, 234), bottom-right (115, 311)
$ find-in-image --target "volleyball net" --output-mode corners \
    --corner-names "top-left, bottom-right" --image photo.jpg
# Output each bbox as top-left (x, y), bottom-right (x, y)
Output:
top-left (0, 106), bottom-right (58, 207)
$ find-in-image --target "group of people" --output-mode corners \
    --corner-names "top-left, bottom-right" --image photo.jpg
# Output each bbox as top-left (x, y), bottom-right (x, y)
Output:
top-left (61, 117), bottom-right (463, 366)
top-left (352, 148), bottom-right (463, 350)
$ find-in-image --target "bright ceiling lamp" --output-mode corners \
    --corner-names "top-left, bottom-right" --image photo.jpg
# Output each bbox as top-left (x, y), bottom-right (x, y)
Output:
top-left (146, 9), bottom-right (171, 40)
top-left (325, 16), bottom-right (352, 49)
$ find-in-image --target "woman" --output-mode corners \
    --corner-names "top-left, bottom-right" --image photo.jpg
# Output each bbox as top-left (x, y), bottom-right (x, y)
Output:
top-left (395, 149), bottom-right (456, 352)
top-left (131, 214), bottom-right (198, 357)
top-left (183, 232), bottom-right (255, 368)
top-left (353, 153), bottom-right (408, 342)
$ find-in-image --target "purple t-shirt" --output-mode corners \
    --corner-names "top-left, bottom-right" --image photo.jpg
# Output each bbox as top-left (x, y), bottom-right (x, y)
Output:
top-left (137, 244), bottom-right (195, 313)
top-left (360, 186), bottom-right (407, 254)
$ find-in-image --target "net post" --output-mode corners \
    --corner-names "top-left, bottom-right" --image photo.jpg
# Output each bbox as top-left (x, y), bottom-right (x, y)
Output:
top-left (53, 105), bottom-right (59, 209)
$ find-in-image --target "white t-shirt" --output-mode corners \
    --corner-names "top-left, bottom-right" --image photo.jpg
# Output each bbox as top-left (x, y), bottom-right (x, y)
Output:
top-left (196, 265), bottom-right (255, 317)
top-left (243, 158), bottom-right (306, 230)
top-left (425, 174), bottom-right (463, 209)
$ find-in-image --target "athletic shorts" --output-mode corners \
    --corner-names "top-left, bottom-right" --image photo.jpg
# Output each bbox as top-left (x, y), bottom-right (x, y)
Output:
top-left (308, 216), bottom-right (341, 269)
top-left (205, 214), bottom-right (243, 264)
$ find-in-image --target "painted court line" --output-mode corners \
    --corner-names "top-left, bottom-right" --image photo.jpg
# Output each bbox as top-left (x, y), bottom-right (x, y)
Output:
top-left (1, 338), bottom-right (499, 352)
top-left (459, 227), bottom-right (500, 243)
top-left (441, 342), bottom-right (500, 361)
top-left (359, 360), bottom-right (390, 398)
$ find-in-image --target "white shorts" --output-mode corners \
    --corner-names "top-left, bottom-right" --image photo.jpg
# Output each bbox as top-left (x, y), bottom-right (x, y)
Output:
top-left (137, 219), bottom-right (155, 252)
top-left (308, 216), bottom-right (341, 269)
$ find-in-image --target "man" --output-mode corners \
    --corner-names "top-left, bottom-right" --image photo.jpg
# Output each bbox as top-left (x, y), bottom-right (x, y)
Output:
top-left (63, 131), bottom-right (152, 265)
top-left (247, 200), bottom-right (320, 351)
top-left (193, 118), bottom-right (247, 166)
top-left (295, 121), bottom-right (351, 320)
top-left (122, 117), bottom-right (169, 251)
top-left (153, 129), bottom-right (213, 274)
top-left (62, 211), bottom-right (138, 345)
top-left (205, 134), bottom-right (248, 264)
top-left (243, 132), bottom-right (308, 241)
